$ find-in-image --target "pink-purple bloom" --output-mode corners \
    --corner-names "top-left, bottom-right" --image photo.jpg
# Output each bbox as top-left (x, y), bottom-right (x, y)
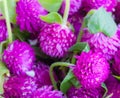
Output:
top-left (67, 87), bottom-right (104, 98)
top-left (73, 51), bottom-right (110, 89)
top-left (32, 86), bottom-right (65, 98)
top-left (81, 28), bottom-right (120, 60)
top-left (114, 2), bottom-right (120, 24)
top-left (0, 20), bottom-right (8, 43)
top-left (2, 40), bottom-right (35, 75)
top-left (16, 0), bottom-right (47, 34)
top-left (38, 23), bottom-right (76, 58)
top-left (82, 0), bottom-right (117, 12)
top-left (33, 62), bottom-right (52, 87)
top-left (4, 75), bottom-right (37, 98)
top-left (60, 0), bottom-right (82, 15)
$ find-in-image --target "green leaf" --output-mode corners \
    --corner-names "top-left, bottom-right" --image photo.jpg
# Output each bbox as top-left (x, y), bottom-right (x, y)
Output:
top-left (0, 62), bottom-right (9, 94)
top-left (12, 27), bottom-right (30, 41)
top-left (69, 42), bottom-right (90, 53)
top-left (40, 12), bottom-right (63, 24)
top-left (87, 7), bottom-right (117, 37)
top-left (60, 70), bottom-right (80, 94)
top-left (38, 0), bottom-right (63, 12)
top-left (0, 0), bottom-right (16, 23)
top-left (113, 75), bottom-right (120, 80)
top-left (101, 83), bottom-right (108, 98)
top-left (0, 40), bottom-right (8, 55)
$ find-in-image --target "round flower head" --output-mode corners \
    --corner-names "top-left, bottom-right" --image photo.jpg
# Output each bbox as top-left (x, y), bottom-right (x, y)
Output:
top-left (73, 51), bottom-right (110, 89)
top-left (60, 0), bottom-right (82, 15)
top-left (16, 0), bottom-right (47, 34)
top-left (82, 0), bottom-right (117, 12)
top-left (32, 86), bottom-right (65, 98)
top-left (38, 23), bottom-right (76, 58)
top-left (105, 74), bottom-right (120, 98)
top-left (67, 87), bottom-right (103, 98)
top-left (33, 62), bottom-right (52, 87)
top-left (4, 75), bottom-right (37, 98)
top-left (0, 20), bottom-right (8, 43)
top-left (114, 2), bottom-right (120, 24)
top-left (112, 49), bottom-right (120, 75)
top-left (81, 28), bottom-right (120, 60)
top-left (2, 40), bottom-right (35, 75)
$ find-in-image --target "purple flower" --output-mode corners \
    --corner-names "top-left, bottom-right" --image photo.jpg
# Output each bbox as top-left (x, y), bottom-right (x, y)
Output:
top-left (0, 20), bottom-right (8, 43)
top-left (2, 40), bottom-right (35, 75)
top-left (32, 86), bottom-right (65, 98)
top-left (81, 28), bottom-right (120, 60)
top-left (73, 51), bottom-right (110, 89)
top-left (67, 87), bottom-right (104, 98)
top-left (82, 0), bottom-right (117, 12)
top-left (33, 62), bottom-right (52, 87)
top-left (16, 0), bottom-right (47, 34)
top-left (60, 0), bottom-right (82, 15)
top-left (38, 23), bottom-right (76, 58)
top-left (4, 75), bottom-right (37, 98)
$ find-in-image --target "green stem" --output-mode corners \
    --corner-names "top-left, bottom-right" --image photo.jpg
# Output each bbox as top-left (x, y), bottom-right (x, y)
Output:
top-left (62, 0), bottom-right (70, 25)
top-left (49, 62), bottom-right (73, 90)
top-left (71, 22), bottom-right (85, 64)
top-left (3, 0), bottom-right (13, 43)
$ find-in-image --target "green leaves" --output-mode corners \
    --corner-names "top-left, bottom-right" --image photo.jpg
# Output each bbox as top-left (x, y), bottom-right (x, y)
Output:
top-left (38, 0), bottom-right (63, 12)
top-left (0, 0), bottom-right (16, 23)
top-left (60, 70), bottom-right (80, 94)
top-left (69, 42), bottom-right (90, 53)
top-left (40, 12), bottom-right (63, 24)
top-left (0, 62), bottom-right (9, 94)
top-left (85, 7), bottom-right (117, 37)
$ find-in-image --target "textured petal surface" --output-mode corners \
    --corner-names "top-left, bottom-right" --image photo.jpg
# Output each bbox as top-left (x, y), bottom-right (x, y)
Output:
top-left (32, 86), bottom-right (65, 98)
top-left (81, 28), bottom-right (120, 60)
top-left (2, 40), bottom-right (35, 75)
top-left (82, 0), bottom-right (117, 12)
top-left (39, 23), bottom-right (76, 58)
top-left (16, 0), bottom-right (47, 34)
top-left (73, 51), bottom-right (110, 88)
top-left (4, 76), bottom-right (37, 98)
top-left (0, 20), bottom-right (8, 42)
top-left (67, 87), bottom-right (103, 98)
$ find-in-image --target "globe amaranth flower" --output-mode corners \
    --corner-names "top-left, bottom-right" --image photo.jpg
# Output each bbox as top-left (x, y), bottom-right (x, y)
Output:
top-left (16, 0), bottom-right (47, 34)
top-left (73, 51), bottom-right (110, 89)
top-left (67, 87), bottom-right (104, 98)
top-left (38, 23), bottom-right (76, 58)
top-left (0, 20), bottom-right (8, 43)
top-left (81, 0), bottom-right (117, 13)
top-left (32, 85), bottom-right (65, 98)
top-left (81, 28), bottom-right (120, 60)
top-left (4, 75), bottom-right (37, 98)
top-left (33, 62), bottom-right (52, 87)
top-left (2, 40), bottom-right (35, 75)
top-left (60, 0), bottom-right (82, 15)
top-left (105, 74), bottom-right (120, 98)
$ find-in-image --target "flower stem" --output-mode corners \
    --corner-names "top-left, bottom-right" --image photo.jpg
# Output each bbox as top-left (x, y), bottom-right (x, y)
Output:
top-left (49, 62), bottom-right (73, 90)
top-left (71, 22), bottom-right (85, 64)
top-left (3, 0), bottom-right (13, 43)
top-left (62, 0), bottom-right (70, 25)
